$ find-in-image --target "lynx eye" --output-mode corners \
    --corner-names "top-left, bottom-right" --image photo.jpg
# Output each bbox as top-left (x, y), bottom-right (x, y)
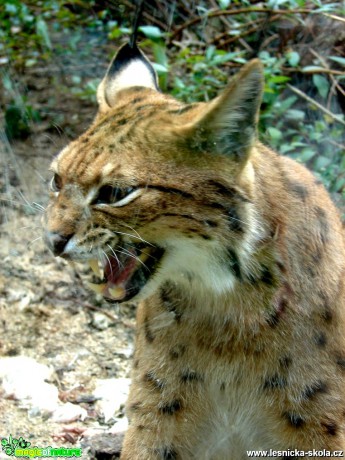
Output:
top-left (50, 173), bottom-right (62, 192)
top-left (94, 185), bottom-right (135, 205)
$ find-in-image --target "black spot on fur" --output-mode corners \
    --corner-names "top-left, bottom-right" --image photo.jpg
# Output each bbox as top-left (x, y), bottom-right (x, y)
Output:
top-left (284, 412), bottom-right (305, 428)
top-left (131, 97), bottom-right (145, 104)
top-left (322, 306), bottom-right (333, 323)
top-left (160, 286), bottom-right (182, 322)
top-left (220, 382), bottom-right (225, 391)
top-left (227, 206), bottom-right (243, 233)
top-left (144, 370), bottom-right (165, 391)
top-left (267, 311), bottom-right (280, 328)
top-left (322, 421), bottom-right (338, 436)
top-left (144, 316), bottom-right (155, 343)
top-left (201, 234), bottom-right (211, 240)
top-left (287, 181), bottom-right (309, 202)
top-left (302, 381), bottom-right (327, 400)
top-left (162, 447), bottom-right (178, 460)
top-left (129, 402), bottom-right (141, 412)
top-left (115, 118), bottom-right (129, 126)
top-left (227, 248), bottom-right (242, 280)
top-left (208, 180), bottom-right (237, 199)
top-left (181, 370), bottom-right (204, 383)
top-left (336, 355), bottom-right (345, 370)
top-left (133, 359), bottom-right (139, 369)
top-left (159, 399), bottom-right (182, 415)
top-left (276, 261), bottom-right (286, 274)
top-left (169, 344), bottom-right (186, 360)
top-left (314, 332), bottom-right (327, 347)
top-left (263, 374), bottom-right (287, 390)
top-left (279, 356), bottom-right (292, 369)
top-left (205, 219), bottom-right (218, 228)
top-left (260, 266), bottom-right (275, 286)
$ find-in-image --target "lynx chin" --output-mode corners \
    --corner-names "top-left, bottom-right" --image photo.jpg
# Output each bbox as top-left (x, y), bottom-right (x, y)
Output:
top-left (44, 40), bottom-right (345, 458)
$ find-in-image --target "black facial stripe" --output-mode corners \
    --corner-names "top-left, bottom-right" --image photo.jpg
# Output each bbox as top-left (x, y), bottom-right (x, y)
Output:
top-left (142, 185), bottom-right (194, 200)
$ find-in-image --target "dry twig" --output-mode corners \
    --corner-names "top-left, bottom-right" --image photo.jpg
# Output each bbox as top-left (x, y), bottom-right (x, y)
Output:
top-left (169, 7), bottom-right (313, 42)
top-left (287, 84), bottom-right (345, 127)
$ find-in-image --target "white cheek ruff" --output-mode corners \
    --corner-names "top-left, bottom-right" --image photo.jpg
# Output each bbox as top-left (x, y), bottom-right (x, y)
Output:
top-left (136, 238), bottom-right (237, 303)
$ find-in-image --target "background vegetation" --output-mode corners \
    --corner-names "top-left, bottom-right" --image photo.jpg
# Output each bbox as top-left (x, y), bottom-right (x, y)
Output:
top-left (1, 0), bottom-right (344, 204)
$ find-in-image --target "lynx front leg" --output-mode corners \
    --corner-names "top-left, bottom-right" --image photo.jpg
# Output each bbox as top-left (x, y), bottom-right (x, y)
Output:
top-left (120, 368), bottom-right (208, 460)
top-left (120, 302), bottom-right (211, 459)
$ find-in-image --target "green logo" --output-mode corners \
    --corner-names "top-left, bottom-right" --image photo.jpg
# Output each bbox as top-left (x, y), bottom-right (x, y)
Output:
top-left (1, 435), bottom-right (82, 458)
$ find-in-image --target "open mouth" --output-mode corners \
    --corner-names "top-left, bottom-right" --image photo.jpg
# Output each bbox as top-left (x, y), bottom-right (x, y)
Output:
top-left (87, 243), bottom-right (164, 302)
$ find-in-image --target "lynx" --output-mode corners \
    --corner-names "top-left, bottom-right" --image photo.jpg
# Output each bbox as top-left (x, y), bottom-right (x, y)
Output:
top-left (44, 40), bottom-right (345, 458)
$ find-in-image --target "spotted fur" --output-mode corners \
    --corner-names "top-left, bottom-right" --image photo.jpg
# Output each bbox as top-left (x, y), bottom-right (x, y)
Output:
top-left (44, 42), bottom-right (345, 458)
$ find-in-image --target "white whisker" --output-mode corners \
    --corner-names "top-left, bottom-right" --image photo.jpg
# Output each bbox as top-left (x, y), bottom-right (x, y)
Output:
top-left (32, 202), bottom-right (46, 212)
top-left (106, 244), bottom-right (123, 271)
top-left (101, 250), bottom-right (114, 277)
top-left (27, 236), bottom-right (43, 247)
top-left (113, 228), bottom-right (153, 246)
top-left (117, 245), bottom-right (149, 271)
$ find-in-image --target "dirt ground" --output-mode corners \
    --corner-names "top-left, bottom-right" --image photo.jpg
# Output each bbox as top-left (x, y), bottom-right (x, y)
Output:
top-left (0, 66), bottom-right (136, 457)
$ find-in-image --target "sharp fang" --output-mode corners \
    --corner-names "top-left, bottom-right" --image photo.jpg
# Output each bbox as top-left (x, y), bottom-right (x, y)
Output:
top-left (109, 286), bottom-right (126, 300)
top-left (87, 282), bottom-right (106, 294)
top-left (89, 259), bottom-right (103, 278)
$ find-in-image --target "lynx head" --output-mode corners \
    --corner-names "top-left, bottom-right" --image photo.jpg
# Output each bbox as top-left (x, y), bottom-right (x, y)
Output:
top-left (44, 42), bottom-right (264, 303)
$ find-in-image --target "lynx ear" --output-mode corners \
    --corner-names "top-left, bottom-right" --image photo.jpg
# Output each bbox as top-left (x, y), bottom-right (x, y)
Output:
top-left (97, 43), bottom-right (159, 112)
top-left (186, 60), bottom-right (263, 162)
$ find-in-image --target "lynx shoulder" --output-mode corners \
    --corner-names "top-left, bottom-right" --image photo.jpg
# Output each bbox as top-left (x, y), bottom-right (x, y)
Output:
top-left (44, 42), bottom-right (345, 457)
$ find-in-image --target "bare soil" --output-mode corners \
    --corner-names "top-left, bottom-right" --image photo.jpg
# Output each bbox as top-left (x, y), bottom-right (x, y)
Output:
top-left (0, 80), bottom-right (134, 457)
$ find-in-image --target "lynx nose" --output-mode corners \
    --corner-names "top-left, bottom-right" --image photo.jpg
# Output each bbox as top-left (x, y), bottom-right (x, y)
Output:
top-left (45, 231), bottom-right (72, 257)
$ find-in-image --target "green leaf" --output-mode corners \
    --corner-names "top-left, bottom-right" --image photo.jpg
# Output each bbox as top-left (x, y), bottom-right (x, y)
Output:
top-left (139, 25), bottom-right (162, 39)
top-left (212, 52), bottom-right (237, 64)
top-left (153, 43), bottom-right (168, 67)
top-left (152, 63), bottom-right (168, 74)
top-left (334, 176), bottom-right (345, 192)
top-left (313, 74), bottom-right (329, 98)
top-left (298, 149), bottom-right (316, 162)
top-left (206, 45), bottom-right (216, 61)
top-left (36, 17), bottom-right (52, 50)
top-left (279, 96), bottom-right (297, 111)
top-left (286, 109), bottom-right (305, 120)
top-left (286, 51), bottom-right (300, 67)
top-left (268, 75), bottom-right (290, 84)
top-left (314, 155), bottom-right (332, 169)
top-left (218, 0), bottom-right (231, 8)
top-left (267, 127), bottom-right (282, 141)
top-left (329, 56), bottom-right (345, 66)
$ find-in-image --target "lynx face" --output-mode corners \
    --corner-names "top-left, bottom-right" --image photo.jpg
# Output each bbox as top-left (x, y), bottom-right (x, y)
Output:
top-left (44, 43), bottom-right (263, 304)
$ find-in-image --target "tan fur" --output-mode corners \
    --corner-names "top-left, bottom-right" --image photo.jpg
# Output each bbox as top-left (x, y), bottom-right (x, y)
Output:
top-left (44, 48), bottom-right (345, 458)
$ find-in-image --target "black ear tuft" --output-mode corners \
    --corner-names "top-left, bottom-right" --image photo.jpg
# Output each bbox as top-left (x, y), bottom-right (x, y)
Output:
top-left (97, 0), bottom-right (159, 112)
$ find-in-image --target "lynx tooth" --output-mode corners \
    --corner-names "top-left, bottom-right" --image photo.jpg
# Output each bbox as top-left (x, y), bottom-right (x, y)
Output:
top-left (89, 259), bottom-right (103, 279)
top-left (109, 286), bottom-right (126, 300)
top-left (87, 282), bottom-right (106, 294)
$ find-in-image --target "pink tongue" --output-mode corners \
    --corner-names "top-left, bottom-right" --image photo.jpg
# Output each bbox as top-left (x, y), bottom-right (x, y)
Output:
top-left (104, 253), bottom-right (137, 285)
